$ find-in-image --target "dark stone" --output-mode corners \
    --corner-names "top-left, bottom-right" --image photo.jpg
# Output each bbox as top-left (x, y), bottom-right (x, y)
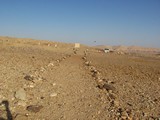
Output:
top-left (103, 83), bottom-right (116, 91)
top-left (24, 75), bottom-right (34, 81)
top-left (40, 97), bottom-right (45, 99)
top-left (26, 105), bottom-right (43, 113)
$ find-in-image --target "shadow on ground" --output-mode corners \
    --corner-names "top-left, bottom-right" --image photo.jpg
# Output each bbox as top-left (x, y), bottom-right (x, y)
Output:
top-left (0, 100), bottom-right (13, 120)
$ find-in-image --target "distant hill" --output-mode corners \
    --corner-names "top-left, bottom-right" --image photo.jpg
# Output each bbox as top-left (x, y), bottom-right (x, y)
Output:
top-left (94, 45), bottom-right (160, 54)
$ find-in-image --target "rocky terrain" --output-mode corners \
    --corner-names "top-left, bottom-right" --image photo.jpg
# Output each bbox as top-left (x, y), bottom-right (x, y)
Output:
top-left (0, 36), bottom-right (160, 120)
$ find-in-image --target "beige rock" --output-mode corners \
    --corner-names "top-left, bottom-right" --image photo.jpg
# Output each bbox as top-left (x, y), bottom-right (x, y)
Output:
top-left (50, 93), bottom-right (57, 97)
top-left (15, 88), bottom-right (26, 100)
top-left (48, 63), bottom-right (54, 67)
top-left (85, 61), bottom-right (91, 66)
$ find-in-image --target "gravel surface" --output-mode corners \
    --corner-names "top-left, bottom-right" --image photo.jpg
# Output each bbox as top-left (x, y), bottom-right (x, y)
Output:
top-left (0, 37), bottom-right (160, 120)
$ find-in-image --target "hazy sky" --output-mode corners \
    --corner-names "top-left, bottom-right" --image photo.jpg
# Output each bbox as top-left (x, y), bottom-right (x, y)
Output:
top-left (0, 0), bottom-right (160, 47)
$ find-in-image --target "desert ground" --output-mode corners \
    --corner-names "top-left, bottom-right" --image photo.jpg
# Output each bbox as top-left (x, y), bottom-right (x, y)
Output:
top-left (0, 36), bottom-right (160, 120)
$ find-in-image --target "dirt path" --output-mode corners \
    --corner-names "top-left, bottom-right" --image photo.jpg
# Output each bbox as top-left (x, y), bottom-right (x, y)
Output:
top-left (13, 55), bottom-right (110, 120)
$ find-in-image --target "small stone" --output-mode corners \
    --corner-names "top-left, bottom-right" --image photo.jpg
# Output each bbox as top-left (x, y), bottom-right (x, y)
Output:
top-left (29, 84), bottom-right (35, 88)
top-left (26, 105), bottom-right (43, 113)
top-left (91, 69), bottom-right (98, 73)
top-left (15, 88), bottom-right (26, 100)
top-left (52, 83), bottom-right (56, 86)
top-left (24, 75), bottom-right (34, 81)
top-left (88, 104), bottom-right (92, 107)
top-left (85, 61), bottom-right (90, 66)
top-left (25, 113), bottom-right (29, 116)
top-left (11, 97), bottom-right (15, 101)
top-left (48, 63), bottom-right (54, 67)
top-left (40, 67), bottom-right (45, 72)
top-left (97, 79), bottom-right (103, 83)
top-left (40, 96), bottom-right (45, 99)
top-left (97, 111), bottom-right (101, 114)
top-left (103, 83), bottom-right (116, 91)
top-left (82, 57), bottom-right (86, 60)
top-left (50, 93), bottom-right (57, 97)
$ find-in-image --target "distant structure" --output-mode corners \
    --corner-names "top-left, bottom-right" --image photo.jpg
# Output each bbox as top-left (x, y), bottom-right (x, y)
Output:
top-left (104, 48), bottom-right (110, 53)
top-left (74, 43), bottom-right (80, 48)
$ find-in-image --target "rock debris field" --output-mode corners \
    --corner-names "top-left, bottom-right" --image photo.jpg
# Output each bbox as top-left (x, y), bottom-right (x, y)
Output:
top-left (0, 37), bottom-right (160, 120)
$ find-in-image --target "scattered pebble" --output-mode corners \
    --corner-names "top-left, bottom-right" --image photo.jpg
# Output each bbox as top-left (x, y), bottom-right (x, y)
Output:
top-left (103, 83), bottom-right (116, 92)
top-left (26, 105), bottom-right (43, 113)
top-left (82, 57), bottom-right (86, 60)
top-left (24, 75), bottom-right (34, 81)
top-left (50, 93), bottom-right (58, 97)
top-left (11, 97), bottom-right (15, 101)
top-left (97, 79), bottom-right (103, 83)
top-left (52, 83), bottom-right (56, 86)
top-left (48, 63), bottom-right (54, 67)
top-left (91, 69), bottom-right (98, 73)
top-left (40, 67), bottom-right (46, 72)
top-left (29, 84), bottom-right (35, 88)
top-left (40, 96), bottom-right (45, 99)
top-left (85, 61), bottom-right (90, 66)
